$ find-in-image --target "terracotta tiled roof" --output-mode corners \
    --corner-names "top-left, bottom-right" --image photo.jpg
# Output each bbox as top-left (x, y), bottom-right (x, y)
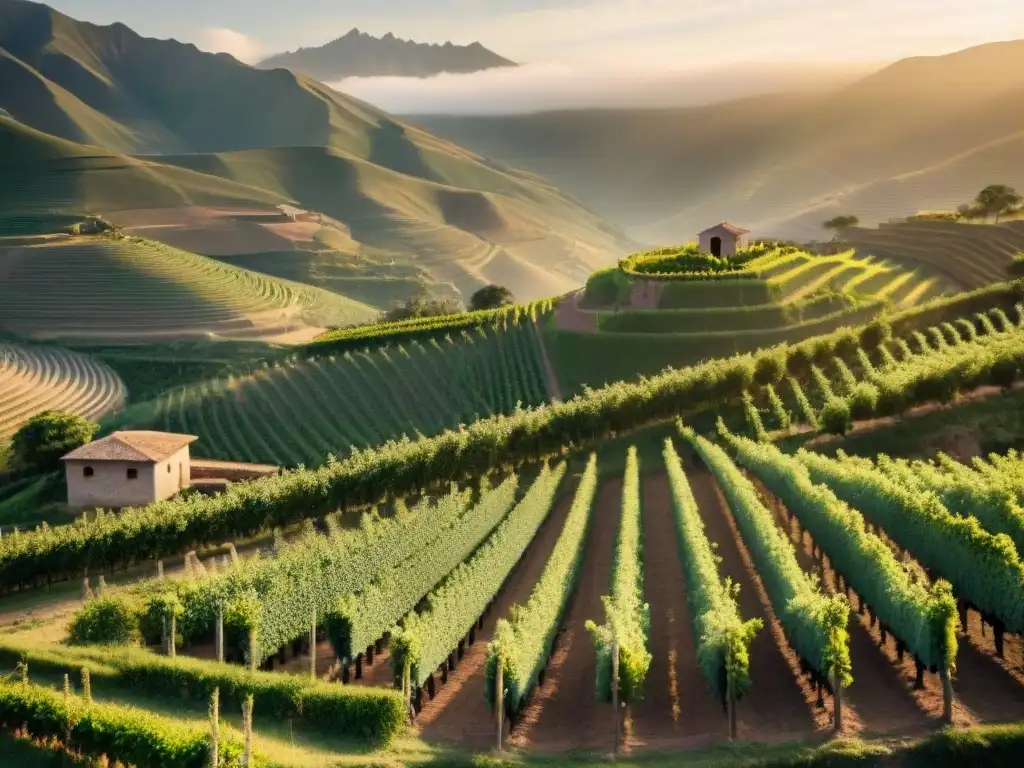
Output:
top-left (699, 221), bottom-right (750, 236)
top-left (62, 431), bottom-right (198, 463)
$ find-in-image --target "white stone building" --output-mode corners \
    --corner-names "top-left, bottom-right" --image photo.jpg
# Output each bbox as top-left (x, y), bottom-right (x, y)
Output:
top-left (698, 222), bottom-right (750, 258)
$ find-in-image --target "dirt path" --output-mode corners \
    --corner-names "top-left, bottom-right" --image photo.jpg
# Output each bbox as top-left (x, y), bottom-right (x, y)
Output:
top-left (553, 292), bottom-right (598, 333)
top-left (754, 480), bottom-right (935, 737)
top-left (416, 480), bottom-right (579, 748)
top-left (628, 473), bottom-right (725, 749)
top-left (509, 479), bottom-right (620, 753)
top-left (532, 321), bottom-right (563, 402)
top-left (687, 466), bottom-right (822, 742)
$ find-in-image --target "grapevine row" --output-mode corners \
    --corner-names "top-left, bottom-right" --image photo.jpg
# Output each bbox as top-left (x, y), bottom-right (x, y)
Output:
top-left (796, 450), bottom-right (1024, 636)
top-left (391, 462), bottom-right (567, 687)
top-left (682, 428), bottom-right (852, 690)
top-left (585, 447), bottom-right (651, 703)
top-left (486, 454), bottom-right (599, 714)
top-left (662, 438), bottom-right (761, 705)
top-left (719, 427), bottom-right (957, 675)
top-left (324, 476), bottom-right (520, 664)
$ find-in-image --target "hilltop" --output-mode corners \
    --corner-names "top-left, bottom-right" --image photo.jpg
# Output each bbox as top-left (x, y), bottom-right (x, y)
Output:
top-left (257, 28), bottom-right (516, 80)
top-left (411, 38), bottom-right (1024, 243)
top-left (0, 0), bottom-right (633, 303)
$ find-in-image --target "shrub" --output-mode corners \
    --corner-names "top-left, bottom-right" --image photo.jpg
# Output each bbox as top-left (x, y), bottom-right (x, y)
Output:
top-left (990, 360), bottom-right (1020, 390)
top-left (581, 267), bottom-right (630, 307)
top-left (848, 382), bottom-right (880, 421)
top-left (10, 410), bottom-right (96, 473)
top-left (753, 347), bottom-right (788, 385)
top-left (859, 318), bottom-right (892, 350)
top-left (469, 285), bottom-right (515, 312)
top-left (820, 397), bottom-right (853, 435)
top-left (67, 597), bottom-right (141, 646)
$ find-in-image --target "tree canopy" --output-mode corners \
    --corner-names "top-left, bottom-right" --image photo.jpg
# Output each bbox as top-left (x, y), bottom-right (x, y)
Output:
top-left (10, 410), bottom-right (97, 473)
top-left (381, 294), bottom-right (464, 323)
top-left (974, 185), bottom-right (1023, 222)
top-left (822, 215), bottom-right (859, 233)
top-left (468, 284), bottom-right (515, 312)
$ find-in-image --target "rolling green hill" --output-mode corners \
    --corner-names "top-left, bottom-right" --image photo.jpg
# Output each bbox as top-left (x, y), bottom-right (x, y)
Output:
top-left (0, 0), bottom-right (635, 304)
top-left (411, 39), bottom-right (1024, 244)
top-left (0, 234), bottom-right (377, 341)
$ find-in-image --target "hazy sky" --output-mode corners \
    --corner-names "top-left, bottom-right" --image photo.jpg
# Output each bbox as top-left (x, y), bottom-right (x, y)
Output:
top-left (44, 0), bottom-right (1024, 67)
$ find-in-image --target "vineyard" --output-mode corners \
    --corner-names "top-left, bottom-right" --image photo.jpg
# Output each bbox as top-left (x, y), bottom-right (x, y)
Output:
top-left (1, 271), bottom-right (1024, 767)
top-left (108, 309), bottom-right (552, 466)
top-left (844, 220), bottom-right (1024, 290)
top-left (547, 247), bottom-right (958, 394)
top-left (0, 341), bottom-right (125, 443)
top-left (0, 236), bottom-right (376, 342)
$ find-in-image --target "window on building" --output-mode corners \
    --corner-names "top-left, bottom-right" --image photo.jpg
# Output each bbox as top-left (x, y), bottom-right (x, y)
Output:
top-left (83, 466), bottom-right (94, 478)
top-left (127, 468), bottom-right (138, 480)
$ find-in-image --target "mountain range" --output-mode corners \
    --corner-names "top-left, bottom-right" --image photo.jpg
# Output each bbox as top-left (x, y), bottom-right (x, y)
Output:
top-left (412, 39), bottom-right (1024, 242)
top-left (257, 28), bottom-right (516, 81)
top-left (0, 0), bottom-right (631, 305)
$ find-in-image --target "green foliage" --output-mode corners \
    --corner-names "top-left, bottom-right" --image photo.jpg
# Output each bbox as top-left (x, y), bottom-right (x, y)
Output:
top-left (832, 359), bottom-right (858, 397)
top-left (872, 455), bottom-right (1024, 580)
top-left (325, 478), bottom-right (517, 663)
top-left (1010, 254), bottom-right (1024, 279)
top-left (797, 450), bottom-right (1024, 634)
top-left (67, 596), bottom-right (141, 646)
top-left (742, 393), bottom-right (769, 442)
top-left (764, 383), bottom-right (792, 432)
top-left (848, 382), bottom-right (880, 421)
top-left (485, 454), bottom-right (599, 714)
top-left (310, 299), bottom-right (553, 353)
top-left (788, 377), bottom-right (820, 430)
top-left (754, 346), bottom-right (789, 386)
top-left (469, 284), bottom-right (515, 312)
top-left (664, 436), bottom-right (761, 703)
top-left (585, 447), bottom-right (651, 703)
top-left (382, 294), bottom-right (464, 323)
top-left (620, 244), bottom-right (748, 279)
top-left (690, 425), bottom-right (851, 686)
top-left (10, 410), bottom-right (96, 473)
top-left (581, 267), bottom-right (632, 307)
top-left (392, 463), bottom-right (567, 687)
top-left (0, 641), bottom-right (405, 744)
top-left (721, 433), bottom-right (957, 672)
top-left (820, 397), bottom-right (852, 436)
top-left (0, 678), bottom-right (250, 768)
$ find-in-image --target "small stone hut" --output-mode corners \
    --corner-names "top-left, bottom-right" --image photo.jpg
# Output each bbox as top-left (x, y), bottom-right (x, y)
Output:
top-left (698, 222), bottom-right (750, 258)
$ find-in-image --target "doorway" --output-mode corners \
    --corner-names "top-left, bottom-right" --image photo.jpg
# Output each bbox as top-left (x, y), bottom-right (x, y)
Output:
top-left (710, 236), bottom-right (722, 257)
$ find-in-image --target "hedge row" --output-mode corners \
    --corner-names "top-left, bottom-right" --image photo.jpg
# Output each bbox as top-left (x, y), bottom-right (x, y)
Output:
top-left (0, 641), bottom-right (406, 744)
top-left (0, 678), bottom-right (245, 768)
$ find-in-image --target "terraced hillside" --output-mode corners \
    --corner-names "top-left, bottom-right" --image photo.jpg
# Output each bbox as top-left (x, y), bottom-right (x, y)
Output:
top-left (546, 247), bottom-right (957, 394)
top-left (0, 0), bottom-right (637, 304)
top-left (109, 316), bottom-right (551, 466)
top-left (0, 235), bottom-right (377, 342)
top-left (844, 220), bottom-right (1024, 290)
top-left (0, 342), bottom-right (125, 443)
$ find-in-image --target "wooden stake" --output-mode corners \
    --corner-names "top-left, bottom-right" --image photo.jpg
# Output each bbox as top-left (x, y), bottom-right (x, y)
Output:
top-left (242, 695), bottom-right (254, 768)
top-left (941, 667), bottom-right (954, 724)
top-left (310, 608), bottom-right (317, 680)
top-left (727, 670), bottom-right (736, 741)
top-left (215, 604), bottom-right (224, 663)
top-left (611, 641), bottom-right (620, 756)
top-left (831, 673), bottom-right (842, 733)
top-left (496, 654), bottom-right (504, 752)
top-left (209, 687), bottom-right (220, 768)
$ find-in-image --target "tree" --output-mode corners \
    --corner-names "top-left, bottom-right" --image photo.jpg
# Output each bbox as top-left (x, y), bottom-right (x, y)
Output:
top-left (469, 284), bottom-right (515, 312)
top-left (974, 185), bottom-right (1023, 223)
top-left (10, 410), bottom-right (96, 473)
top-left (823, 215), bottom-right (859, 233)
top-left (382, 294), bottom-right (464, 322)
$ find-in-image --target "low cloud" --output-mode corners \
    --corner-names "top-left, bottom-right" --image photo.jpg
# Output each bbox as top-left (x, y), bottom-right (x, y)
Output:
top-left (330, 60), bottom-right (869, 115)
top-left (195, 28), bottom-right (264, 65)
